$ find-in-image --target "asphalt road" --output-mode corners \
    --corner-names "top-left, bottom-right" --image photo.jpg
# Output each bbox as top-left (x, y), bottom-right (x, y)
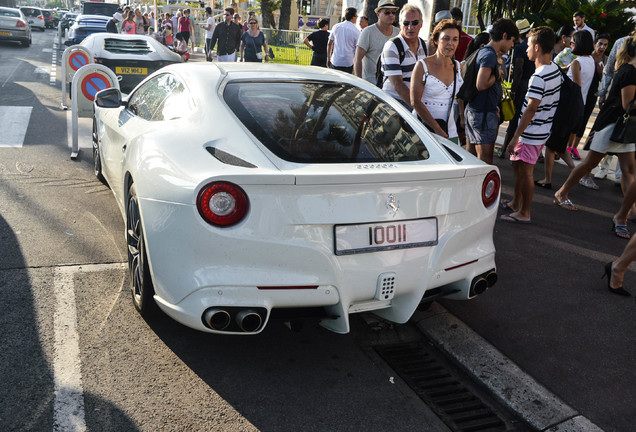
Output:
top-left (0, 30), bottom-right (453, 432)
top-left (443, 151), bottom-right (636, 432)
top-left (0, 28), bottom-right (634, 432)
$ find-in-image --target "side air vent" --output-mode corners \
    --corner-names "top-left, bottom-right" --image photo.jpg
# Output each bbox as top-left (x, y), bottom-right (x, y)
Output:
top-left (441, 143), bottom-right (463, 162)
top-left (206, 147), bottom-right (257, 168)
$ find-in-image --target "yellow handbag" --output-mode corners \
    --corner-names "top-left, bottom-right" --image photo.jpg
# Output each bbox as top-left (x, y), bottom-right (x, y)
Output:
top-left (501, 81), bottom-right (515, 122)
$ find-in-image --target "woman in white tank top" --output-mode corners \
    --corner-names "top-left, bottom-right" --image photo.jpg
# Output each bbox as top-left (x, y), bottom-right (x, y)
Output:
top-left (566, 30), bottom-right (596, 162)
top-left (410, 20), bottom-right (464, 143)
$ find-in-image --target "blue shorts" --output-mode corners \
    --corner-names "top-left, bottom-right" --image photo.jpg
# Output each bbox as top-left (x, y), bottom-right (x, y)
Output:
top-left (465, 109), bottom-right (498, 145)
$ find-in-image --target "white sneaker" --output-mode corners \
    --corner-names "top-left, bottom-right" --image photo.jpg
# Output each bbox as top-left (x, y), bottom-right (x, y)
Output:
top-left (594, 167), bottom-right (608, 179)
top-left (579, 177), bottom-right (599, 190)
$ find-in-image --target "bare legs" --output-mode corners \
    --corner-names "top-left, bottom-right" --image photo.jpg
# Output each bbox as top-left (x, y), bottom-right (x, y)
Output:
top-left (506, 160), bottom-right (535, 222)
top-left (475, 144), bottom-right (494, 165)
top-left (554, 150), bottom-right (605, 204)
top-left (537, 147), bottom-right (576, 185)
top-left (613, 152), bottom-right (636, 225)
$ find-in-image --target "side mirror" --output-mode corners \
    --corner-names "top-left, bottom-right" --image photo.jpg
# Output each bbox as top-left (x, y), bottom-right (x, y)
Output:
top-left (95, 88), bottom-right (122, 108)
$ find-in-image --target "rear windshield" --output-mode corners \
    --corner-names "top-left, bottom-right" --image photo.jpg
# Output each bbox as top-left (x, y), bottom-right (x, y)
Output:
top-left (0, 9), bottom-right (20, 17)
top-left (78, 17), bottom-right (108, 26)
top-left (224, 81), bottom-right (430, 163)
top-left (20, 8), bottom-right (40, 17)
top-left (104, 38), bottom-right (152, 54)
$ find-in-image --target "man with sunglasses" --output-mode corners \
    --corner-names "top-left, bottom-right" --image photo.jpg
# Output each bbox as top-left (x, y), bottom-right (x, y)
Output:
top-left (327, 7), bottom-right (360, 73)
top-left (380, 4), bottom-right (427, 108)
top-left (354, 0), bottom-right (400, 84)
top-left (209, 8), bottom-right (242, 62)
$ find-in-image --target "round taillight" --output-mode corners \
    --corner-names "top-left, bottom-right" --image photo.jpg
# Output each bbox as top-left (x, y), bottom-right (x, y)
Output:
top-left (482, 170), bottom-right (500, 208)
top-left (197, 181), bottom-right (249, 227)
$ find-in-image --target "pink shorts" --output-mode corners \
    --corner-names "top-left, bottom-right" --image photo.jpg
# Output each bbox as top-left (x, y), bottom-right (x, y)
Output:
top-left (510, 141), bottom-right (544, 164)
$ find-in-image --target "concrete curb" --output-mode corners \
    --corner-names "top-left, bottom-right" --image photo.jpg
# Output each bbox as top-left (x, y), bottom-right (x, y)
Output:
top-left (412, 303), bottom-right (604, 431)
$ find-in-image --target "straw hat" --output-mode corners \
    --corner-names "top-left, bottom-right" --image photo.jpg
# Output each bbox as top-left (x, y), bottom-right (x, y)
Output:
top-left (515, 18), bottom-right (534, 34)
top-left (375, 0), bottom-right (399, 14)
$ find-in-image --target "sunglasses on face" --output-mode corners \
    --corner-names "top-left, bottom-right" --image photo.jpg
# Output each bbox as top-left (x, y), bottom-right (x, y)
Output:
top-left (383, 10), bottom-right (396, 15)
top-left (249, 22), bottom-right (257, 24)
top-left (402, 20), bottom-right (420, 27)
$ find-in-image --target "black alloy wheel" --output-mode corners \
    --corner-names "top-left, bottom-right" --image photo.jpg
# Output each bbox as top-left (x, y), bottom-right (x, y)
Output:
top-left (127, 184), bottom-right (157, 317)
top-left (92, 119), bottom-right (105, 183)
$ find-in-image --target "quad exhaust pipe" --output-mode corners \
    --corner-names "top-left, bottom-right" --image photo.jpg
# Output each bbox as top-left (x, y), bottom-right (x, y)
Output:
top-left (471, 277), bottom-right (488, 296)
top-left (203, 308), bottom-right (231, 331)
top-left (202, 308), bottom-right (264, 332)
top-left (470, 269), bottom-right (497, 297)
top-left (236, 310), bottom-right (263, 333)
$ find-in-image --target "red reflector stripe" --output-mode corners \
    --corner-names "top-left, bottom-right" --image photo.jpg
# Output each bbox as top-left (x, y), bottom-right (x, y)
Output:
top-left (257, 286), bottom-right (319, 290)
top-left (444, 259), bottom-right (478, 271)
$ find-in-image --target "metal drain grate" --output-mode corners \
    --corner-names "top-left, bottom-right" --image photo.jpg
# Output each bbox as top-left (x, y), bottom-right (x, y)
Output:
top-left (375, 342), bottom-right (532, 432)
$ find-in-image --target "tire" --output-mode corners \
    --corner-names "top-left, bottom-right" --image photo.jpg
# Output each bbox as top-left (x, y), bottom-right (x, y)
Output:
top-left (127, 184), bottom-right (158, 317)
top-left (21, 37), bottom-right (30, 47)
top-left (92, 119), bottom-right (106, 184)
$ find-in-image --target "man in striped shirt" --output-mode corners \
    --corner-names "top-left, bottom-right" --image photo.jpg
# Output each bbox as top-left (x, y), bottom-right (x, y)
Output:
top-left (380, 4), bottom-right (427, 108)
top-left (501, 26), bottom-right (561, 224)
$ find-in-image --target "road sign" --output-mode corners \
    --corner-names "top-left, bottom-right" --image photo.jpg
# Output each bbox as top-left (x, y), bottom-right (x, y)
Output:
top-left (69, 51), bottom-right (90, 71)
top-left (70, 64), bottom-right (119, 159)
top-left (61, 45), bottom-right (93, 110)
top-left (80, 73), bottom-right (111, 102)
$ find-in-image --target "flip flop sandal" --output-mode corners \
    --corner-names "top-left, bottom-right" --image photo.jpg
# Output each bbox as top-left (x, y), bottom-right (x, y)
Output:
top-left (499, 214), bottom-right (531, 224)
top-left (612, 218), bottom-right (631, 239)
top-left (554, 198), bottom-right (578, 211)
top-left (499, 200), bottom-right (518, 212)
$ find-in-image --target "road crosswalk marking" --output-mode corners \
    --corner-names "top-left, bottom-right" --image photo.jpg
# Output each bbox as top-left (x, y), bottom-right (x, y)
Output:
top-left (0, 106), bottom-right (33, 148)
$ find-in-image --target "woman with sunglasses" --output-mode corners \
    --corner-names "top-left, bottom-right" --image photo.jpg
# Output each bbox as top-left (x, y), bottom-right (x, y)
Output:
top-left (410, 19), bottom-right (464, 142)
top-left (240, 19), bottom-right (269, 62)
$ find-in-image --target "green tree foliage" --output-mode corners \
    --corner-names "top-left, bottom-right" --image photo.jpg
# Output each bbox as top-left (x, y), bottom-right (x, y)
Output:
top-left (255, 0), bottom-right (281, 29)
top-left (482, 0), bottom-right (553, 21)
top-left (45, 0), bottom-right (64, 8)
top-left (482, 0), bottom-right (633, 47)
top-left (542, 0), bottom-right (633, 44)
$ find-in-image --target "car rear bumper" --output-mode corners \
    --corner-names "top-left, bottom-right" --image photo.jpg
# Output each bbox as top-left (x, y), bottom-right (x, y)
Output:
top-left (137, 178), bottom-right (498, 334)
top-left (0, 29), bottom-right (28, 41)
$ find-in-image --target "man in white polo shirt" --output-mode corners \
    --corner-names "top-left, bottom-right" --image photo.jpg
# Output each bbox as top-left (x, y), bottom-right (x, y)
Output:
top-left (380, 4), bottom-right (427, 108)
top-left (353, 0), bottom-right (400, 83)
top-left (327, 8), bottom-right (360, 73)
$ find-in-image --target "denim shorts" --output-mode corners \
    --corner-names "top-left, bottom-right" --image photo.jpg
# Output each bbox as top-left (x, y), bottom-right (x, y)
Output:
top-left (465, 109), bottom-right (498, 145)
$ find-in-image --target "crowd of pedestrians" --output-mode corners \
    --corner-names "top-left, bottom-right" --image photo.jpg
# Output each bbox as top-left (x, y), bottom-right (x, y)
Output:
top-left (315, 5), bottom-right (636, 295)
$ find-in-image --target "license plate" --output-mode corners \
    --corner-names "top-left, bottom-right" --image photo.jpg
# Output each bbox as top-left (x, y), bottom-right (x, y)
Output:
top-left (334, 218), bottom-right (437, 255)
top-left (0, 31), bottom-right (10, 36)
top-left (115, 66), bottom-right (147, 75)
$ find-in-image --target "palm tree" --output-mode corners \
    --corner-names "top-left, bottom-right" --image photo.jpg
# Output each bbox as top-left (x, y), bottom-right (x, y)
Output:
top-left (279, 0), bottom-right (291, 30)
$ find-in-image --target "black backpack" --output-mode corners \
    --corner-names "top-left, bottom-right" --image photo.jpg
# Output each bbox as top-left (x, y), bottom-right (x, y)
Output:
top-left (551, 66), bottom-right (584, 138)
top-left (376, 36), bottom-right (427, 88)
top-left (456, 47), bottom-right (485, 103)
